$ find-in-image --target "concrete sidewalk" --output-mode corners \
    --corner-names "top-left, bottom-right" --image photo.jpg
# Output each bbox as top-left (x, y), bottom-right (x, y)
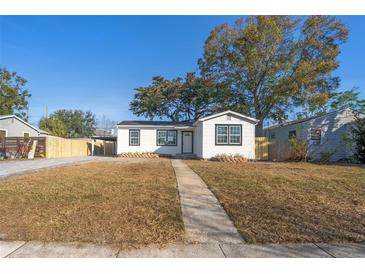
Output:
top-left (0, 156), bottom-right (105, 178)
top-left (1, 240), bottom-right (364, 258)
top-left (171, 159), bottom-right (243, 244)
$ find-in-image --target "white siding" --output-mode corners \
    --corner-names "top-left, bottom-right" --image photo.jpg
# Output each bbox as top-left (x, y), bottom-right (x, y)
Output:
top-left (200, 114), bottom-right (256, 159)
top-left (117, 127), bottom-right (185, 155)
top-left (0, 117), bottom-right (41, 137)
top-left (193, 122), bottom-right (203, 158)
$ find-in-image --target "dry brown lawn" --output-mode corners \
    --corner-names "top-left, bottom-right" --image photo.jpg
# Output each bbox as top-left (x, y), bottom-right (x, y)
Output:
top-left (186, 160), bottom-right (365, 244)
top-left (0, 159), bottom-right (184, 248)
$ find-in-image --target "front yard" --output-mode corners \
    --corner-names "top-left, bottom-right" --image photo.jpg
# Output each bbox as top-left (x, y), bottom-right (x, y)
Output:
top-left (0, 159), bottom-right (184, 249)
top-left (1, 156), bottom-right (364, 248)
top-left (186, 161), bottom-right (365, 244)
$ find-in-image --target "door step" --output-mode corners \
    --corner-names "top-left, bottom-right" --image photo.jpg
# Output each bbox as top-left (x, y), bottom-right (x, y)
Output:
top-left (173, 154), bottom-right (199, 160)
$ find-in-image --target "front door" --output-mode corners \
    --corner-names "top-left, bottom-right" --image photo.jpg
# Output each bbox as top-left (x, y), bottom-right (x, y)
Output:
top-left (182, 131), bottom-right (193, 154)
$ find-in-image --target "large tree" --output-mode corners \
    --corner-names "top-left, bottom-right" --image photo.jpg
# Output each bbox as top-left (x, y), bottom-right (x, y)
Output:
top-left (0, 67), bottom-right (31, 120)
top-left (328, 88), bottom-right (365, 113)
top-left (199, 16), bottom-right (348, 135)
top-left (39, 116), bottom-right (67, 137)
top-left (130, 72), bottom-right (232, 121)
top-left (296, 88), bottom-right (365, 119)
top-left (39, 109), bottom-right (96, 138)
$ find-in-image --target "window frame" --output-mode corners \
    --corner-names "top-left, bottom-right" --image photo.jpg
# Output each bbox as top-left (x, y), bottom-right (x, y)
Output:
top-left (156, 129), bottom-right (177, 146)
top-left (23, 132), bottom-right (30, 139)
top-left (288, 130), bottom-right (297, 139)
top-left (310, 128), bottom-right (322, 145)
top-left (215, 124), bottom-right (242, 146)
top-left (129, 129), bottom-right (140, 146)
top-left (216, 125), bottom-right (228, 145)
top-left (0, 128), bottom-right (7, 138)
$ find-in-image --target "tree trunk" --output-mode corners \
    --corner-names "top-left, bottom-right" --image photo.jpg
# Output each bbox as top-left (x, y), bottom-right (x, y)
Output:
top-left (255, 120), bottom-right (264, 137)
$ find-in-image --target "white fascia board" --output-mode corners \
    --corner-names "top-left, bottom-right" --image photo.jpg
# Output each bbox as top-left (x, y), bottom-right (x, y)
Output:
top-left (193, 110), bottom-right (259, 125)
top-left (174, 126), bottom-right (195, 129)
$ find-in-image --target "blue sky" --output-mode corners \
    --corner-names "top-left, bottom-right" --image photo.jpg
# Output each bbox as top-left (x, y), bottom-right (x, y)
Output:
top-left (0, 16), bottom-right (364, 126)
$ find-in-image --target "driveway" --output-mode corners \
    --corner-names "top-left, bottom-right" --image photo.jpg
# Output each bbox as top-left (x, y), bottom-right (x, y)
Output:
top-left (0, 156), bottom-right (104, 178)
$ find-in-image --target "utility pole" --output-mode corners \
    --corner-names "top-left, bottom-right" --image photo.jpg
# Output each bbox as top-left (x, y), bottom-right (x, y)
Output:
top-left (45, 105), bottom-right (48, 118)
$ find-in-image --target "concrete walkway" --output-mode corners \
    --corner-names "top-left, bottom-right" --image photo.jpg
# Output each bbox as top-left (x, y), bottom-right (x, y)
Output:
top-left (0, 156), bottom-right (104, 178)
top-left (1, 240), bottom-right (364, 258)
top-left (171, 159), bottom-right (243, 244)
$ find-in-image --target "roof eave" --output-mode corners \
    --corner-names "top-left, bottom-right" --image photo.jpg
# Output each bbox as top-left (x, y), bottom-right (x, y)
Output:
top-left (117, 124), bottom-right (194, 129)
top-left (263, 108), bottom-right (361, 130)
top-left (194, 110), bottom-right (259, 125)
top-left (174, 126), bottom-right (195, 129)
top-left (0, 114), bottom-right (49, 135)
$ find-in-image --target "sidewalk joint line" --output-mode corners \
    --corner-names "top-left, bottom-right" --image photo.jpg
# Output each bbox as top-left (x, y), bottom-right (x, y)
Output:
top-left (314, 243), bottom-right (335, 258)
top-left (4, 241), bottom-right (28, 258)
top-left (218, 244), bottom-right (227, 258)
top-left (115, 248), bottom-right (121, 258)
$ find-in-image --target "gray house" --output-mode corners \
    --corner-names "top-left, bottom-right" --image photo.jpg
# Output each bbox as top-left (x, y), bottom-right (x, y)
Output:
top-left (264, 108), bottom-right (365, 161)
top-left (0, 115), bottom-right (49, 138)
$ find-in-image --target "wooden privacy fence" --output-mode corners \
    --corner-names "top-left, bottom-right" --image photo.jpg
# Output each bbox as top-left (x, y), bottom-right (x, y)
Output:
top-left (45, 137), bottom-right (91, 158)
top-left (268, 140), bottom-right (289, 161)
top-left (255, 137), bottom-right (290, 161)
top-left (46, 137), bottom-right (116, 158)
top-left (0, 136), bottom-right (116, 159)
top-left (255, 137), bottom-right (269, 160)
top-left (0, 137), bottom-right (46, 158)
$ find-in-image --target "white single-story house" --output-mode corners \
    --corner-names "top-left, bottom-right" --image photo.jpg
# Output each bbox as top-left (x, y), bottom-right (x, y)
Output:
top-left (114, 110), bottom-right (258, 159)
top-left (0, 115), bottom-right (49, 138)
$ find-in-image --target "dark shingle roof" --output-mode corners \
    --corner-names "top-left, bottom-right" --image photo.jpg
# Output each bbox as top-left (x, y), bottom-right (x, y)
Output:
top-left (118, 120), bottom-right (193, 126)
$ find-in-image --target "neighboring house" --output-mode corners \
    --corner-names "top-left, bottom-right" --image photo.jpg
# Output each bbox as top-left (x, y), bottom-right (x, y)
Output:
top-left (0, 115), bottom-right (49, 138)
top-left (264, 108), bottom-right (365, 161)
top-left (115, 110), bottom-right (258, 159)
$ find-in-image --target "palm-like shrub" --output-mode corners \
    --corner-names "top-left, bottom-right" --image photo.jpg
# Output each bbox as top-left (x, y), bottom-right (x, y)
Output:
top-left (288, 137), bottom-right (308, 162)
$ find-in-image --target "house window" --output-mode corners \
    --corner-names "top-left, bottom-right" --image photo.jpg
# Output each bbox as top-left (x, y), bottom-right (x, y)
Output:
top-left (23, 132), bottom-right (30, 139)
top-left (0, 130), bottom-right (6, 138)
top-left (216, 125), bottom-right (228, 144)
top-left (129, 129), bottom-right (140, 146)
top-left (216, 125), bottom-right (242, 145)
top-left (288, 130), bottom-right (296, 139)
top-left (310, 128), bottom-right (321, 145)
top-left (157, 130), bottom-right (177, 146)
top-left (229, 126), bottom-right (241, 144)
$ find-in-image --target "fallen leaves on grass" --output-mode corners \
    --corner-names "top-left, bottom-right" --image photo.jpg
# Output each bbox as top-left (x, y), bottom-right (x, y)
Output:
top-left (0, 159), bottom-right (184, 249)
top-left (187, 161), bottom-right (365, 244)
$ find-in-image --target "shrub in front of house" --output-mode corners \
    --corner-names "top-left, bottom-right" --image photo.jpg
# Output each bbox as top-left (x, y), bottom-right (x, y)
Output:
top-left (319, 150), bottom-right (337, 163)
top-left (210, 153), bottom-right (248, 163)
top-left (118, 152), bottom-right (160, 158)
top-left (288, 137), bottom-right (308, 162)
top-left (351, 116), bottom-right (365, 163)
